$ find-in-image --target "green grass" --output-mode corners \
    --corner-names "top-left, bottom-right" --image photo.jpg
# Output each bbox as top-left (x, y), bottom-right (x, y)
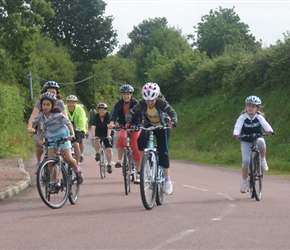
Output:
top-left (169, 92), bottom-right (290, 178)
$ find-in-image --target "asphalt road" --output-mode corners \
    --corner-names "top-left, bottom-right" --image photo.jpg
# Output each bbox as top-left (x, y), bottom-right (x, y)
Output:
top-left (1, 136), bottom-right (290, 249)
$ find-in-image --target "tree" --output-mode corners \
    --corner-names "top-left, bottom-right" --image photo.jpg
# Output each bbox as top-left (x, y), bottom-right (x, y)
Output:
top-left (193, 6), bottom-right (261, 58)
top-left (118, 17), bottom-right (193, 83)
top-left (42, 0), bottom-right (117, 62)
top-left (0, 0), bottom-right (53, 73)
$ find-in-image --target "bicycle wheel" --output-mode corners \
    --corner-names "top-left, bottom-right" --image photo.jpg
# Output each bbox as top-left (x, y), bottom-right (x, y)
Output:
top-left (251, 152), bottom-right (262, 201)
top-left (156, 166), bottom-right (165, 206)
top-left (123, 151), bottom-right (131, 195)
top-left (99, 149), bottom-right (106, 179)
top-left (68, 164), bottom-right (80, 205)
top-left (37, 159), bottom-right (69, 209)
top-left (140, 152), bottom-right (156, 210)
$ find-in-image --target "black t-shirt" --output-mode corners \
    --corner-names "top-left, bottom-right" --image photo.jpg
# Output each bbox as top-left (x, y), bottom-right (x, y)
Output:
top-left (91, 112), bottom-right (110, 137)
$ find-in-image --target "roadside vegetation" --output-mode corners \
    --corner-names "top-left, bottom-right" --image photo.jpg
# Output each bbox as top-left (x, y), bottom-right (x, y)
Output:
top-left (0, 2), bottom-right (289, 176)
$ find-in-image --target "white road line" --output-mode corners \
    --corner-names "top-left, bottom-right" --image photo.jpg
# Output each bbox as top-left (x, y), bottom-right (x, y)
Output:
top-left (183, 185), bottom-right (208, 192)
top-left (216, 192), bottom-right (235, 201)
top-left (212, 204), bottom-right (236, 221)
top-left (153, 229), bottom-right (195, 250)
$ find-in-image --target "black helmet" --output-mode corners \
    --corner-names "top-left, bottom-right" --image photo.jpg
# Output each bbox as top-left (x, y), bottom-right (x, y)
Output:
top-left (119, 84), bottom-right (134, 93)
top-left (43, 81), bottom-right (59, 89)
top-left (41, 92), bottom-right (57, 101)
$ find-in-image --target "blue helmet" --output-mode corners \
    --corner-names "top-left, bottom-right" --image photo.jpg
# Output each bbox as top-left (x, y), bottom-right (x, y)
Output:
top-left (119, 84), bottom-right (134, 93)
top-left (43, 81), bottom-right (59, 89)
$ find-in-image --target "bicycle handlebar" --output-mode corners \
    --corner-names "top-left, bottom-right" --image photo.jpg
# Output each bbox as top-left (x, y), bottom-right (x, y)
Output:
top-left (138, 125), bottom-right (172, 131)
top-left (236, 132), bottom-right (276, 139)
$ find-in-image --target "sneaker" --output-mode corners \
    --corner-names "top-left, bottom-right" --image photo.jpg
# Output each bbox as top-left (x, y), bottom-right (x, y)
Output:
top-left (34, 162), bottom-right (40, 174)
top-left (107, 164), bottom-right (112, 174)
top-left (115, 160), bottom-right (122, 168)
top-left (80, 155), bottom-right (84, 162)
top-left (134, 173), bottom-right (140, 184)
top-left (164, 180), bottom-right (173, 195)
top-left (75, 168), bottom-right (84, 184)
top-left (95, 153), bottom-right (100, 161)
top-left (261, 161), bottom-right (269, 171)
top-left (49, 181), bottom-right (60, 194)
top-left (240, 182), bottom-right (248, 193)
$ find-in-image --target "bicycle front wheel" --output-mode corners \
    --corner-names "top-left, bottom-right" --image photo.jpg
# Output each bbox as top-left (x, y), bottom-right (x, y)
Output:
top-left (37, 159), bottom-right (69, 209)
top-left (123, 151), bottom-right (131, 195)
top-left (140, 152), bottom-right (156, 210)
top-left (250, 152), bottom-right (262, 201)
top-left (68, 164), bottom-right (80, 205)
top-left (99, 149), bottom-right (106, 179)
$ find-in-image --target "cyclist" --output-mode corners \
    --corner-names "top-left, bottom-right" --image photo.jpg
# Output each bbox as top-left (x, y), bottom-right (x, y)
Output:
top-left (79, 104), bottom-right (89, 162)
top-left (32, 92), bottom-right (83, 188)
top-left (233, 95), bottom-right (274, 193)
top-left (91, 103), bottom-right (113, 174)
top-left (89, 105), bottom-right (97, 126)
top-left (27, 80), bottom-right (67, 174)
top-left (126, 82), bottom-right (177, 195)
top-left (108, 84), bottom-right (142, 181)
top-left (65, 95), bottom-right (87, 165)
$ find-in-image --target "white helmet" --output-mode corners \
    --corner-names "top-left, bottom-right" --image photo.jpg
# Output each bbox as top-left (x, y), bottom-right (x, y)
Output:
top-left (66, 95), bottom-right (78, 101)
top-left (245, 95), bottom-right (262, 106)
top-left (142, 82), bottom-right (160, 100)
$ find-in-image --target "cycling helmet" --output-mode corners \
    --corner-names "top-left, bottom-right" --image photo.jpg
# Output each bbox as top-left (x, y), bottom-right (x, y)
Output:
top-left (119, 84), bottom-right (134, 93)
top-left (41, 92), bottom-right (57, 101)
top-left (142, 82), bottom-right (160, 100)
top-left (97, 102), bottom-right (108, 109)
top-left (66, 95), bottom-right (78, 101)
top-left (245, 95), bottom-right (262, 106)
top-left (43, 80), bottom-right (59, 89)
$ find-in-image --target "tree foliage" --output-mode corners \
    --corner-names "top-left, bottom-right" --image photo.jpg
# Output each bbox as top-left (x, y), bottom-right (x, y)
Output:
top-left (0, 0), bottom-right (53, 72)
top-left (42, 0), bottom-right (118, 62)
top-left (118, 17), bottom-right (193, 83)
top-left (193, 6), bottom-right (261, 58)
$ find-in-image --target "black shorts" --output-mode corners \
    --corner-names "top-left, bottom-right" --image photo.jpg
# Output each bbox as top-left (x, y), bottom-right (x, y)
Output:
top-left (72, 130), bottom-right (82, 144)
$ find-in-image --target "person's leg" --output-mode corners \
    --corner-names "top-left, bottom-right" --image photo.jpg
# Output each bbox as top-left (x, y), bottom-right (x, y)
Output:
top-left (155, 129), bottom-right (172, 195)
top-left (240, 141), bottom-right (252, 193)
top-left (257, 138), bottom-right (268, 171)
top-left (115, 130), bottom-right (126, 167)
top-left (131, 130), bottom-right (141, 172)
top-left (94, 138), bottom-right (101, 161)
top-left (80, 138), bottom-right (84, 162)
top-left (33, 134), bottom-right (43, 174)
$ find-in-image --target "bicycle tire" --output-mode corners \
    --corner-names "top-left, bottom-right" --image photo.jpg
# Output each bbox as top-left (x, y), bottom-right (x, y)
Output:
top-left (140, 152), bottom-right (156, 210)
top-left (123, 151), bottom-right (130, 195)
top-left (155, 166), bottom-right (165, 206)
top-left (252, 152), bottom-right (262, 201)
top-left (37, 158), bottom-right (69, 209)
top-left (100, 149), bottom-right (106, 179)
top-left (68, 162), bottom-right (80, 205)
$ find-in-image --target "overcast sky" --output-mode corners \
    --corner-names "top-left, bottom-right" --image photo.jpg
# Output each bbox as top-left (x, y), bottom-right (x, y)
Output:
top-left (104, 0), bottom-right (290, 51)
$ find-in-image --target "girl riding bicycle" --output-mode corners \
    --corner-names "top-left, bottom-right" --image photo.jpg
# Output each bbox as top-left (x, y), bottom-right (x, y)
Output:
top-left (233, 95), bottom-right (273, 193)
top-left (126, 82), bottom-right (177, 195)
top-left (33, 92), bottom-right (83, 187)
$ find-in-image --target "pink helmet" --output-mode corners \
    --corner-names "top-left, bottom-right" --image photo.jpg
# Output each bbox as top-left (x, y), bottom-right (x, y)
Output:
top-left (142, 82), bottom-right (160, 100)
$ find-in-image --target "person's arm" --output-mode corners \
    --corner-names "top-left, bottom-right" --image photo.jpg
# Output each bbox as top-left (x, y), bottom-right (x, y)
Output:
top-left (233, 114), bottom-right (244, 136)
top-left (258, 115), bottom-right (274, 133)
top-left (67, 123), bottom-right (75, 141)
top-left (91, 125), bottom-right (96, 138)
top-left (28, 107), bottom-right (40, 133)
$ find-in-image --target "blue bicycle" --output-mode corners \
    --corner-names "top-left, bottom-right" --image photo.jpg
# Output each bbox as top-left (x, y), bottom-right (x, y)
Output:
top-left (139, 125), bottom-right (170, 210)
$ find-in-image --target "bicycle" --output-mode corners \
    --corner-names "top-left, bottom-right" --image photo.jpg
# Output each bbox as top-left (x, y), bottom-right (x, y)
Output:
top-left (138, 125), bottom-right (170, 210)
top-left (239, 132), bottom-right (275, 201)
top-left (36, 138), bottom-right (80, 209)
top-left (93, 136), bottom-right (108, 179)
top-left (120, 126), bottom-right (138, 195)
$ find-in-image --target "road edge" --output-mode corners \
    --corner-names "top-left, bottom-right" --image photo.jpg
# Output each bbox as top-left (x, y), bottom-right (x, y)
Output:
top-left (0, 159), bottom-right (31, 201)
